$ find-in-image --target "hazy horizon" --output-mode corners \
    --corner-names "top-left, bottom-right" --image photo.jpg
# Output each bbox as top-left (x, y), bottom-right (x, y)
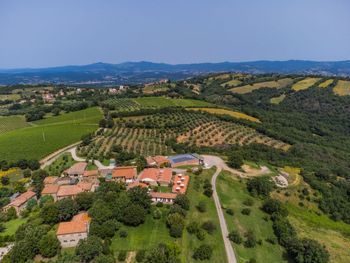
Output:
top-left (1, 0), bottom-right (350, 68)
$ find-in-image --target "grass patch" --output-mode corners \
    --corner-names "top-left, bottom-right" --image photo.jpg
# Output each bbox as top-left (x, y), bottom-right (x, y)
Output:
top-left (0, 107), bottom-right (102, 161)
top-left (270, 94), bottom-right (286, 105)
top-left (0, 218), bottom-right (27, 236)
top-left (222, 79), bottom-right (242, 87)
top-left (0, 115), bottom-right (30, 134)
top-left (45, 153), bottom-right (76, 176)
top-left (187, 108), bottom-right (260, 123)
top-left (291, 77), bottom-right (321, 91)
top-left (333, 80), bottom-right (350, 96)
top-left (217, 171), bottom-right (287, 263)
top-left (0, 94), bottom-right (21, 101)
top-left (230, 78), bottom-right (294, 94)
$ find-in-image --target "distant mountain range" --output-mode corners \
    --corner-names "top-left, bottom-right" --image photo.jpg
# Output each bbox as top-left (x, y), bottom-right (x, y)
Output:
top-left (0, 60), bottom-right (349, 86)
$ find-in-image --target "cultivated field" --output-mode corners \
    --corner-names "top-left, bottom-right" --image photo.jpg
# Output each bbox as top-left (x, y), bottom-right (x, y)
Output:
top-left (0, 107), bottom-right (102, 161)
top-left (230, 78), bottom-right (294, 94)
top-left (318, 79), bottom-right (334, 88)
top-left (142, 83), bottom-right (175, 94)
top-left (221, 79), bottom-right (242, 87)
top-left (333, 80), bottom-right (350, 96)
top-left (81, 110), bottom-right (290, 158)
top-left (0, 115), bottom-right (30, 134)
top-left (291, 77), bottom-right (321, 91)
top-left (187, 108), bottom-right (261, 123)
top-left (0, 94), bottom-right (21, 101)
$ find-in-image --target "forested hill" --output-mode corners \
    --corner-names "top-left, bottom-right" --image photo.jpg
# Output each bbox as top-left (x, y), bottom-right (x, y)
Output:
top-left (0, 60), bottom-right (350, 85)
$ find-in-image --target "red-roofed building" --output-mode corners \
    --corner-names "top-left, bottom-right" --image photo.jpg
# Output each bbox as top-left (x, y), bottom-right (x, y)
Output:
top-left (127, 181), bottom-right (148, 190)
top-left (139, 168), bottom-right (172, 186)
top-left (44, 176), bottom-right (59, 185)
top-left (56, 212), bottom-right (90, 247)
top-left (64, 162), bottom-right (87, 178)
top-left (56, 185), bottom-right (84, 200)
top-left (146, 156), bottom-right (170, 167)
top-left (3, 190), bottom-right (36, 215)
top-left (83, 170), bottom-right (99, 182)
top-left (112, 166), bottom-right (137, 183)
top-left (150, 192), bottom-right (177, 204)
top-left (172, 174), bottom-right (190, 194)
top-left (41, 184), bottom-right (60, 201)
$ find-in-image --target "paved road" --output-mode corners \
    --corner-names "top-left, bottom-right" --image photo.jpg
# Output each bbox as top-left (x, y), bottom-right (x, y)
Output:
top-left (211, 165), bottom-right (238, 263)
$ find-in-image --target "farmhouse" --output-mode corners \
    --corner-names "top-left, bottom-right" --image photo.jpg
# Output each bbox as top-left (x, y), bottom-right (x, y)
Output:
top-left (112, 166), bottom-right (137, 183)
top-left (168, 153), bottom-right (204, 167)
top-left (127, 181), bottom-right (148, 190)
top-left (146, 156), bottom-right (170, 167)
top-left (56, 212), bottom-right (90, 248)
top-left (64, 162), bottom-right (87, 178)
top-left (41, 184), bottom-right (60, 201)
top-left (43, 176), bottom-right (59, 185)
top-left (56, 185), bottom-right (84, 200)
top-left (172, 174), bottom-right (190, 194)
top-left (3, 190), bottom-right (36, 215)
top-left (150, 192), bottom-right (177, 204)
top-left (82, 170), bottom-right (99, 182)
top-left (139, 168), bottom-right (172, 186)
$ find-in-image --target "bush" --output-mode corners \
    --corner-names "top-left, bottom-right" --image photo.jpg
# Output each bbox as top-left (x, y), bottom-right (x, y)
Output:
top-left (118, 251), bottom-right (127, 261)
top-left (243, 198), bottom-right (254, 206)
top-left (226, 208), bottom-right (234, 216)
top-left (193, 244), bottom-right (212, 260)
top-left (136, 250), bottom-right (145, 262)
top-left (153, 208), bottom-right (162, 220)
top-left (39, 234), bottom-right (61, 258)
top-left (196, 229), bottom-right (206, 241)
top-left (203, 188), bottom-right (213, 197)
top-left (247, 176), bottom-right (274, 197)
top-left (244, 230), bottom-right (257, 248)
top-left (174, 194), bottom-right (190, 210)
top-left (186, 222), bottom-right (200, 234)
top-left (228, 230), bottom-right (242, 244)
top-left (201, 221), bottom-right (216, 235)
top-left (241, 208), bottom-right (251, 215)
top-left (119, 230), bottom-right (128, 238)
top-left (196, 201), bottom-right (206, 213)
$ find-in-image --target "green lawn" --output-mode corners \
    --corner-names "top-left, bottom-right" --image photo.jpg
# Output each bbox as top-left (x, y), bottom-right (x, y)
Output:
top-left (133, 97), bottom-right (214, 108)
top-left (217, 171), bottom-right (287, 263)
top-left (0, 107), bottom-right (102, 161)
top-left (0, 115), bottom-right (30, 134)
top-left (0, 218), bottom-right (27, 236)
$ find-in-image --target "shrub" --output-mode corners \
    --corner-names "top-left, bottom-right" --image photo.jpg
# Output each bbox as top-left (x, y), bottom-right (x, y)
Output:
top-left (246, 176), bottom-right (274, 197)
top-left (196, 201), bottom-right (206, 213)
top-left (193, 244), bottom-right (212, 260)
top-left (244, 230), bottom-right (257, 248)
top-left (228, 230), bottom-right (242, 244)
top-left (186, 222), bottom-right (200, 234)
top-left (119, 230), bottom-right (128, 238)
top-left (243, 198), bottom-right (254, 206)
top-left (226, 208), bottom-right (234, 216)
top-left (241, 208), bottom-right (251, 215)
top-left (203, 188), bottom-right (213, 197)
top-left (196, 229), bottom-right (206, 241)
top-left (201, 220), bottom-right (216, 235)
top-left (153, 208), bottom-right (162, 220)
top-left (118, 251), bottom-right (127, 261)
top-left (136, 250), bottom-right (145, 262)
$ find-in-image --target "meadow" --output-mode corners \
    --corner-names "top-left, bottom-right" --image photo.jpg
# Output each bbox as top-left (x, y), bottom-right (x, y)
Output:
top-left (0, 94), bottom-right (21, 101)
top-left (291, 77), bottom-right (321, 91)
top-left (333, 80), bottom-right (350, 96)
top-left (217, 171), bottom-right (287, 263)
top-left (221, 79), bottom-right (242, 87)
top-left (230, 78), bottom-right (294, 94)
top-left (270, 94), bottom-right (286, 104)
top-left (0, 107), bottom-right (102, 161)
top-left (318, 79), bottom-right (334, 88)
top-left (0, 115), bottom-right (30, 134)
top-left (187, 108), bottom-right (261, 123)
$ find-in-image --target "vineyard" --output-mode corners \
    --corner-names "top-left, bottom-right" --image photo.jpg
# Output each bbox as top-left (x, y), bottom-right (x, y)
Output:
top-left (79, 110), bottom-right (290, 158)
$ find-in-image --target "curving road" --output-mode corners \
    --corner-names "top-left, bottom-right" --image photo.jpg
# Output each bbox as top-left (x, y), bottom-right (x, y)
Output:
top-left (207, 156), bottom-right (238, 263)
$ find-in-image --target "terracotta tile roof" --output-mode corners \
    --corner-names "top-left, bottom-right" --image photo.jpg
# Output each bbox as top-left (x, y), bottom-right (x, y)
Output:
top-left (139, 168), bottom-right (172, 184)
top-left (44, 176), bottom-right (58, 185)
top-left (172, 174), bottom-right (190, 194)
top-left (146, 156), bottom-right (169, 166)
top-left (64, 162), bottom-right (87, 175)
top-left (57, 185), bottom-right (83, 198)
top-left (99, 168), bottom-right (113, 177)
top-left (127, 181), bottom-right (148, 189)
top-left (150, 192), bottom-right (177, 199)
top-left (42, 184), bottom-right (60, 195)
top-left (10, 190), bottom-right (36, 207)
top-left (83, 170), bottom-right (99, 177)
top-left (77, 182), bottom-right (93, 191)
top-left (56, 212), bottom-right (90, 235)
top-left (112, 166), bottom-right (137, 179)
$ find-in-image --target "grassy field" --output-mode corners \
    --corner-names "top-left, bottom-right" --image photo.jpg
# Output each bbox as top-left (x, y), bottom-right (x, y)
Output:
top-left (318, 79), bottom-right (334, 88)
top-left (333, 80), bottom-right (350, 96)
top-left (217, 171), bottom-right (287, 263)
top-left (230, 78), bottom-right (294, 94)
top-left (222, 79), bottom-right (242, 87)
top-left (187, 108), bottom-right (260, 123)
top-left (111, 168), bottom-right (227, 263)
top-left (0, 107), bottom-right (102, 161)
top-left (291, 77), bottom-right (321, 91)
top-left (133, 97), bottom-right (214, 108)
top-left (270, 94), bottom-right (286, 105)
top-left (0, 94), bottom-right (21, 101)
top-left (0, 115), bottom-right (30, 134)
top-left (0, 218), bottom-right (27, 237)
top-left (143, 83), bottom-right (175, 94)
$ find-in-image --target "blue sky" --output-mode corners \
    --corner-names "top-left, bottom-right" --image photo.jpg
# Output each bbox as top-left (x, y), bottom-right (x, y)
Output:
top-left (0, 0), bottom-right (349, 68)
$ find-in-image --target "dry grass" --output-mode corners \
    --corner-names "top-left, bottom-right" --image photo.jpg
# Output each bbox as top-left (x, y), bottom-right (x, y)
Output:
top-left (230, 78), bottom-right (294, 94)
top-left (221, 79), bottom-right (242, 87)
top-left (333, 80), bottom-right (350, 96)
top-left (291, 77), bottom-right (321, 91)
top-left (188, 107), bottom-right (260, 123)
top-left (270, 94), bottom-right (286, 104)
top-left (318, 79), bottom-right (334, 88)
